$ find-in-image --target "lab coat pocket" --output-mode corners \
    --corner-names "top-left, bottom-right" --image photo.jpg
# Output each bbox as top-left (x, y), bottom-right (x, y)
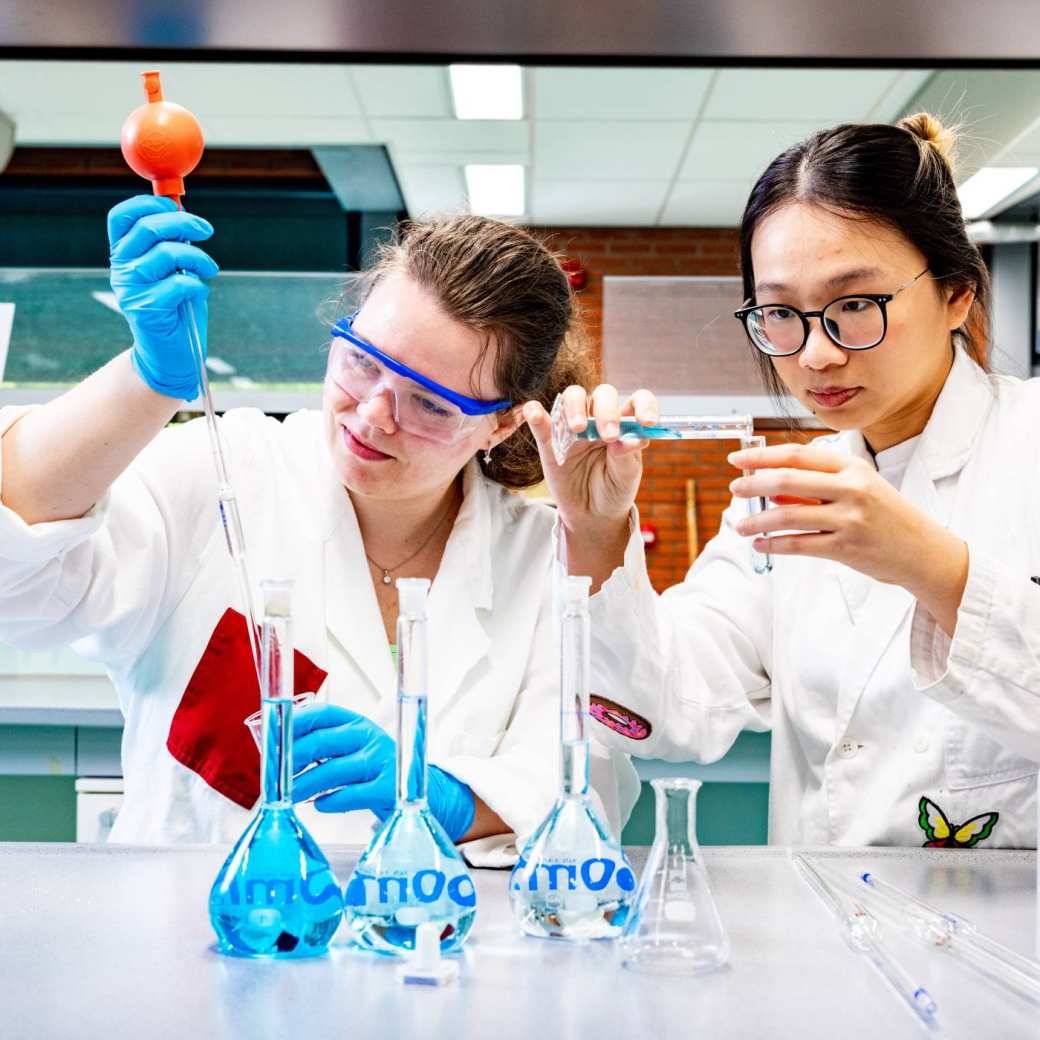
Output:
top-left (944, 717), bottom-right (1038, 790)
top-left (166, 606), bottom-right (329, 808)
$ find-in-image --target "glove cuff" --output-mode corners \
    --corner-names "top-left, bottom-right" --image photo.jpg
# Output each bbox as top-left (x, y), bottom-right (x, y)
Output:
top-left (131, 346), bottom-right (200, 401)
top-left (429, 766), bottom-right (476, 843)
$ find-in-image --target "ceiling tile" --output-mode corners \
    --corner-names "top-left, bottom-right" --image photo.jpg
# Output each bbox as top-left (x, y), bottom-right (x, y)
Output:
top-left (680, 120), bottom-right (821, 181)
top-left (160, 64), bottom-right (361, 118)
top-left (200, 116), bottom-right (371, 147)
top-left (350, 65), bottom-right (452, 118)
top-left (395, 164), bottom-right (469, 218)
top-left (532, 67), bottom-right (713, 120)
top-left (11, 113), bottom-right (118, 145)
top-left (996, 113), bottom-right (1040, 164)
top-left (704, 69), bottom-right (898, 123)
top-left (867, 69), bottom-right (933, 122)
top-left (0, 60), bottom-right (361, 123)
top-left (531, 180), bottom-right (668, 225)
top-left (660, 179), bottom-right (756, 226)
top-left (534, 120), bottom-right (688, 180)
top-left (372, 118), bottom-right (529, 160)
top-left (0, 61), bottom-right (131, 117)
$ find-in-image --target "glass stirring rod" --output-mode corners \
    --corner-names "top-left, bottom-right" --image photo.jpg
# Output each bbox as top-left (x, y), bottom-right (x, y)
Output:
top-left (549, 395), bottom-right (772, 574)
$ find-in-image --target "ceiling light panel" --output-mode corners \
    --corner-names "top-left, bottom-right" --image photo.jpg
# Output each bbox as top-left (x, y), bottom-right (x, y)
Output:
top-left (450, 65), bottom-right (523, 120)
top-left (465, 164), bottom-right (525, 216)
top-left (958, 166), bottom-right (1039, 219)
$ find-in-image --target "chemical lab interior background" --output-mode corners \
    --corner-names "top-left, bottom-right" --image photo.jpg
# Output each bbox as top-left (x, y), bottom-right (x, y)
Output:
top-left (1, 57), bottom-right (1038, 844)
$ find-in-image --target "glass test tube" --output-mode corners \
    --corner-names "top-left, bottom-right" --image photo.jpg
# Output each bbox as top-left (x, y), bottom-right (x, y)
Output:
top-left (549, 395), bottom-right (773, 574)
top-left (550, 394), bottom-right (754, 465)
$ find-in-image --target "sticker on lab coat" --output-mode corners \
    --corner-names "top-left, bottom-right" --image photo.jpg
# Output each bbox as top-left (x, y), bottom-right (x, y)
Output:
top-left (590, 695), bottom-right (651, 740)
top-left (918, 795), bottom-right (1000, 848)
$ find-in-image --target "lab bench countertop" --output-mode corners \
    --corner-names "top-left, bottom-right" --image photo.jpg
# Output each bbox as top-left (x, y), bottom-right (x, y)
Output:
top-left (0, 843), bottom-right (1035, 1040)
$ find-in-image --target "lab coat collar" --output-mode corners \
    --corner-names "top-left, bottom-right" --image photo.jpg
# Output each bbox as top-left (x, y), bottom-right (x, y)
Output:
top-left (831, 345), bottom-right (994, 481)
top-left (425, 460), bottom-right (494, 713)
top-left (438, 458), bottom-right (495, 613)
top-left (915, 345), bottom-right (996, 482)
top-left (829, 346), bottom-right (991, 736)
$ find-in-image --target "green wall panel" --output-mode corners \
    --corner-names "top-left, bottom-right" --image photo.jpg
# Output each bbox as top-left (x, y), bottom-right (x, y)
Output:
top-left (621, 781), bottom-right (769, 846)
top-left (0, 776), bottom-right (76, 842)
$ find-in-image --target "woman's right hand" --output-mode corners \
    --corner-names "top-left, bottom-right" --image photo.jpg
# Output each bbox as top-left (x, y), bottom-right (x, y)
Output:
top-left (108, 194), bottom-right (219, 401)
top-left (524, 383), bottom-right (659, 551)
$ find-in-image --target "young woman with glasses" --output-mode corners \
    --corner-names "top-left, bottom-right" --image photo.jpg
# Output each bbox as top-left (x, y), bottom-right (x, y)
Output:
top-left (527, 113), bottom-right (1039, 849)
top-left (0, 199), bottom-right (638, 861)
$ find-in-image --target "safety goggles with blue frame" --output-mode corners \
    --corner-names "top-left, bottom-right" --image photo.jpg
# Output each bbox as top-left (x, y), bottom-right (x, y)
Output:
top-left (329, 313), bottom-right (512, 445)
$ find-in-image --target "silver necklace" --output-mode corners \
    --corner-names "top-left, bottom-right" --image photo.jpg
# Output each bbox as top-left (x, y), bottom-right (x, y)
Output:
top-left (363, 493), bottom-right (459, 586)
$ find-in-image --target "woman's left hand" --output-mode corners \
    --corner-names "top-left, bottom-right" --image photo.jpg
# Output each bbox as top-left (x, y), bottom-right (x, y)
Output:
top-left (728, 442), bottom-right (969, 632)
top-left (292, 704), bottom-right (476, 841)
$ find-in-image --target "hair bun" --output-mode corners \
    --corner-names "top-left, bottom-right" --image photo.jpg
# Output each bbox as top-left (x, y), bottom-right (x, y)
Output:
top-left (899, 111), bottom-right (957, 169)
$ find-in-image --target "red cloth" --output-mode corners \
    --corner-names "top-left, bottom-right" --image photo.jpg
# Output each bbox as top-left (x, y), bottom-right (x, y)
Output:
top-left (166, 607), bottom-right (329, 808)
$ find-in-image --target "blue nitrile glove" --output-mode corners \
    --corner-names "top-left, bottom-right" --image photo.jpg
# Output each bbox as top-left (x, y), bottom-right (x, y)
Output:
top-left (292, 704), bottom-right (476, 843)
top-left (108, 194), bottom-right (219, 400)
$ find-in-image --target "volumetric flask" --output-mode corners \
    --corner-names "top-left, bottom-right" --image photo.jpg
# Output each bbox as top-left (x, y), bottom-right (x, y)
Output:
top-left (621, 778), bottom-right (730, 975)
top-left (510, 576), bottom-right (637, 940)
top-left (209, 580), bottom-right (344, 958)
top-left (342, 579), bottom-right (477, 956)
top-left (550, 395), bottom-right (772, 574)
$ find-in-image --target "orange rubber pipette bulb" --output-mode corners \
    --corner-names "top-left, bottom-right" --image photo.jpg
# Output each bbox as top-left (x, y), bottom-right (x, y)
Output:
top-left (120, 70), bottom-right (204, 203)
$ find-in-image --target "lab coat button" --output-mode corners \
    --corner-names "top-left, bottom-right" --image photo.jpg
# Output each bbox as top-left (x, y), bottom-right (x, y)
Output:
top-left (913, 735), bottom-right (929, 754)
top-left (837, 740), bottom-right (858, 759)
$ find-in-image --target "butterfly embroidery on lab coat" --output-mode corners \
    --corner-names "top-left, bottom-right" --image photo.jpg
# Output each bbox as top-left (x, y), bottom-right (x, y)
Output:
top-left (917, 796), bottom-right (999, 848)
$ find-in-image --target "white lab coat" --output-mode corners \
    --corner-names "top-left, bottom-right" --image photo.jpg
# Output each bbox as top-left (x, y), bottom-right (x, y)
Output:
top-left (585, 347), bottom-right (1040, 849)
top-left (0, 406), bottom-right (639, 864)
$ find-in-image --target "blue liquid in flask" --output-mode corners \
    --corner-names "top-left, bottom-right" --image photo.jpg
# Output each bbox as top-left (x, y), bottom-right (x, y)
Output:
top-left (209, 580), bottom-right (343, 957)
top-left (510, 576), bottom-right (636, 940)
top-left (342, 579), bottom-right (477, 956)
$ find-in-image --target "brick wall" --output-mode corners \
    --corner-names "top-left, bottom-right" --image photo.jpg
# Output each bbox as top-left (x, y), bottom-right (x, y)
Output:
top-left (535, 226), bottom-right (813, 592)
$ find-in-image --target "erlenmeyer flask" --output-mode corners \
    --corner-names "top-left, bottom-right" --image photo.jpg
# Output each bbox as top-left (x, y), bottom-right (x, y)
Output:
top-left (342, 578), bottom-right (477, 956)
top-left (208, 580), bottom-right (344, 958)
top-left (621, 778), bottom-right (730, 974)
top-left (509, 576), bottom-right (637, 940)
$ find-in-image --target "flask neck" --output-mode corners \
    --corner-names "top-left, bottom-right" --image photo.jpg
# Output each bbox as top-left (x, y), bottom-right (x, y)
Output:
top-left (653, 780), bottom-right (701, 857)
top-left (559, 599), bottom-right (591, 798)
top-left (259, 609), bottom-right (294, 809)
top-left (561, 737), bottom-right (590, 798)
top-left (396, 609), bottom-right (428, 807)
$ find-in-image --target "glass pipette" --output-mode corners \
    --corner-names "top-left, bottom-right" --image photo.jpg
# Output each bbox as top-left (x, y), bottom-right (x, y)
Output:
top-left (121, 71), bottom-right (261, 687)
top-left (794, 855), bottom-right (940, 1032)
top-left (859, 870), bottom-right (1040, 1005)
top-left (550, 395), bottom-right (772, 574)
top-left (183, 298), bottom-right (261, 685)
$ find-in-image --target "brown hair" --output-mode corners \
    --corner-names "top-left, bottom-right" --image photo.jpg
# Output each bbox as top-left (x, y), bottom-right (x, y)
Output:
top-left (738, 112), bottom-right (990, 403)
top-left (353, 215), bottom-right (592, 489)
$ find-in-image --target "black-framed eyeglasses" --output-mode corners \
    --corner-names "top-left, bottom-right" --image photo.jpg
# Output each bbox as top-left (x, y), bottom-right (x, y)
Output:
top-left (733, 268), bottom-right (930, 357)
